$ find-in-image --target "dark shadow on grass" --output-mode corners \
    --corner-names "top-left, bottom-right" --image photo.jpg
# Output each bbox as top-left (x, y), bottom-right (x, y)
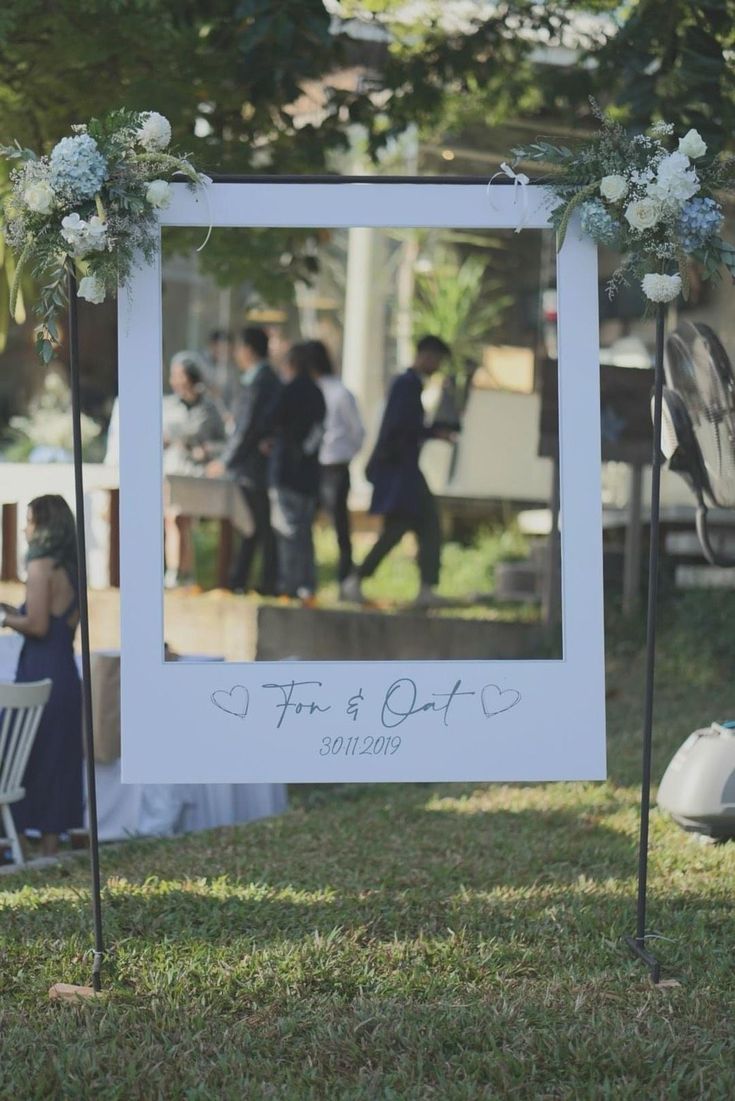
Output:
top-left (3, 878), bottom-right (734, 997)
top-left (0, 801), bottom-right (642, 951)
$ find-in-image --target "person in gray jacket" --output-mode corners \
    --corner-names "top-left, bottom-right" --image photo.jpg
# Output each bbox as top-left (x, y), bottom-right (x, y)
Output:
top-left (163, 351), bottom-right (225, 587)
top-left (207, 327), bottom-right (282, 594)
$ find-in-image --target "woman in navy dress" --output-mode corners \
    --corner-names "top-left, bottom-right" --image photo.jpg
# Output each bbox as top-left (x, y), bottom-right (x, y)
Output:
top-left (0, 495), bottom-right (82, 856)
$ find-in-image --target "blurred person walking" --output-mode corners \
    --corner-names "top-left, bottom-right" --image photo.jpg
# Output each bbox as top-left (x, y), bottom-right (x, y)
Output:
top-left (207, 327), bottom-right (281, 594)
top-left (306, 340), bottom-right (365, 594)
top-left (0, 496), bottom-right (82, 857)
top-left (342, 335), bottom-right (454, 607)
top-left (266, 326), bottom-right (292, 375)
top-left (265, 342), bottom-right (326, 600)
top-left (202, 328), bottom-right (237, 427)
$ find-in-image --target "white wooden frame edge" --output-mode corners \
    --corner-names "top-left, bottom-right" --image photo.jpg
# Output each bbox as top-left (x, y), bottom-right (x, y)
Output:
top-left (118, 181), bottom-right (606, 784)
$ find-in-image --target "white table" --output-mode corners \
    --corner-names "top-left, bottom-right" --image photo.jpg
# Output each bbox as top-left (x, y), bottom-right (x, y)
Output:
top-left (0, 636), bottom-right (287, 842)
top-left (166, 473), bottom-right (254, 537)
top-left (1, 463), bottom-right (254, 588)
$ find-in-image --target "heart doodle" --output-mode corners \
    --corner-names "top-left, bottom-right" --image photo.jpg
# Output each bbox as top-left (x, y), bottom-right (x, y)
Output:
top-left (211, 685), bottom-right (250, 719)
top-left (481, 684), bottom-right (521, 718)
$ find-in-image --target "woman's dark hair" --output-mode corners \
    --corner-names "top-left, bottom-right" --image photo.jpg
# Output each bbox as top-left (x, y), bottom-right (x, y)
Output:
top-left (304, 339), bottom-right (335, 377)
top-left (27, 494), bottom-right (78, 580)
top-left (285, 341), bottom-right (316, 377)
top-left (240, 326), bottom-right (269, 359)
top-left (28, 494), bottom-right (76, 536)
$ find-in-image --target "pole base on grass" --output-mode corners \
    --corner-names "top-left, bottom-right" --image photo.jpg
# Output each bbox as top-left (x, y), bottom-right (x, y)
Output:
top-left (624, 935), bottom-right (661, 984)
top-left (49, 982), bottom-right (103, 1001)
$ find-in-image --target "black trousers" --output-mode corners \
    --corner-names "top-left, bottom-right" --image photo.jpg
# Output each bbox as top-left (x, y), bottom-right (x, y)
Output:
top-left (229, 484), bottom-right (277, 594)
top-left (319, 463), bottom-right (353, 582)
top-left (359, 473), bottom-right (441, 587)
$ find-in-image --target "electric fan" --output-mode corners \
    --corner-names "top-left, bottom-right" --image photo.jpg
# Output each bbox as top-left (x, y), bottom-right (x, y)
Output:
top-left (661, 321), bottom-right (735, 566)
top-left (656, 322), bottom-right (735, 839)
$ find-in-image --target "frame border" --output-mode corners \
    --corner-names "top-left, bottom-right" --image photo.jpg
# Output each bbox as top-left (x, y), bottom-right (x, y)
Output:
top-left (118, 178), bottom-right (606, 783)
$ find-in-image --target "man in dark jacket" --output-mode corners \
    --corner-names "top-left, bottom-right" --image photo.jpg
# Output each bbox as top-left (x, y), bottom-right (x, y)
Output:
top-left (341, 335), bottom-right (453, 606)
top-left (265, 342), bottom-right (326, 599)
top-left (207, 326), bottom-right (282, 594)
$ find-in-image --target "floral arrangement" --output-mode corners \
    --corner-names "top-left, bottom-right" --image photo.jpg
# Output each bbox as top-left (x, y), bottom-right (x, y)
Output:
top-left (6, 371), bottom-right (101, 461)
top-left (1, 109), bottom-right (207, 361)
top-left (514, 104), bottom-right (735, 304)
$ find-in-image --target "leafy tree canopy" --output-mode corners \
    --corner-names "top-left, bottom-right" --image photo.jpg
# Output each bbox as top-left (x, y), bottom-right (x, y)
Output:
top-left (335, 1), bottom-right (735, 156)
top-left (1, 0), bottom-right (733, 375)
top-left (0, 0), bottom-right (359, 345)
top-left (0, 0), bottom-right (352, 171)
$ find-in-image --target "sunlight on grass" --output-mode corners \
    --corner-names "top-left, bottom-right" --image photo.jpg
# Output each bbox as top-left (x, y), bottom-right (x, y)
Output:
top-left (1, 591), bottom-right (735, 1098)
top-left (105, 875), bottom-right (339, 907)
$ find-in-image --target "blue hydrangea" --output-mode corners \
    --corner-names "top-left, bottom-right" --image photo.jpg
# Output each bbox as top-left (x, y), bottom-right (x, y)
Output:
top-left (678, 197), bottom-right (724, 253)
top-left (579, 200), bottom-right (620, 247)
top-left (49, 133), bottom-right (107, 200)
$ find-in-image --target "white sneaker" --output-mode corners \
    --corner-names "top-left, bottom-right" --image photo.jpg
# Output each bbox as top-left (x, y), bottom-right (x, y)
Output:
top-left (339, 573), bottom-right (364, 603)
top-left (164, 568), bottom-right (179, 589)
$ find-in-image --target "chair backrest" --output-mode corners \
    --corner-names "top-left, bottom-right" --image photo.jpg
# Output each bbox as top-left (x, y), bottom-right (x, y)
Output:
top-left (0, 680), bottom-right (52, 799)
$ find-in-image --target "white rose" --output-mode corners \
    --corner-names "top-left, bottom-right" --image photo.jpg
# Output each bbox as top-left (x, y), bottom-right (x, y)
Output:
top-left (61, 212), bottom-right (85, 234)
top-left (77, 274), bottom-right (106, 305)
top-left (678, 128), bottom-right (707, 159)
top-left (60, 212), bottom-right (88, 253)
top-left (137, 112), bottom-right (172, 151)
top-left (647, 151), bottom-right (699, 204)
top-left (85, 215), bottom-right (108, 250)
top-left (145, 179), bottom-right (172, 209)
top-left (624, 197), bottom-right (661, 232)
top-left (60, 212), bottom-right (108, 257)
top-left (600, 174), bottom-right (628, 203)
top-left (641, 273), bottom-right (682, 303)
top-left (24, 180), bottom-right (56, 215)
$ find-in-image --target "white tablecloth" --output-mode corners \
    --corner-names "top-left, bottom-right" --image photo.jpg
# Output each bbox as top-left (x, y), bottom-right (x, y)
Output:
top-left (0, 636), bottom-right (287, 842)
top-left (92, 757), bottom-right (287, 841)
top-left (166, 473), bottom-right (254, 537)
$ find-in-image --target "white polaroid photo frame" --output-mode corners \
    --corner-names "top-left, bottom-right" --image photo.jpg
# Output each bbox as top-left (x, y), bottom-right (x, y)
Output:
top-left (118, 180), bottom-right (605, 783)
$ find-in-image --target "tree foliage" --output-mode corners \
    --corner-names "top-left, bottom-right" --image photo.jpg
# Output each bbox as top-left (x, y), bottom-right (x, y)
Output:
top-left (1, 1), bottom-right (735, 387)
top-left (0, 1), bottom-right (352, 170)
top-left (592, 1), bottom-right (735, 152)
top-left (336, 1), bottom-right (735, 155)
top-left (0, 0), bottom-right (356, 363)
top-left (413, 247), bottom-right (513, 383)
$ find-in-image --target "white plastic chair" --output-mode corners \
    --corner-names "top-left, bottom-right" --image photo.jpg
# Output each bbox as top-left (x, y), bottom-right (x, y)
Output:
top-left (0, 679), bottom-right (52, 865)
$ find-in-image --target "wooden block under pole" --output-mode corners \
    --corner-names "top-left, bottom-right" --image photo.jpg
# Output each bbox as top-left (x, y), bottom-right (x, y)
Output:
top-left (49, 982), bottom-right (104, 1001)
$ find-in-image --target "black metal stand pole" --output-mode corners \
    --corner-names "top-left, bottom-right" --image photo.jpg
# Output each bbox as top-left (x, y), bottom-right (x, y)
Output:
top-left (67, 271), bottom-right (105, 992)
top-left (625, 303), bottom-right (665, 984)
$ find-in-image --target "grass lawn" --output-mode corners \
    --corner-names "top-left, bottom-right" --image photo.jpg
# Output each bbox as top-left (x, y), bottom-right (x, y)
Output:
top-left (1, 590), bottom-right (734, 1099)
top-left (195, 518), bottom-right (541, 621)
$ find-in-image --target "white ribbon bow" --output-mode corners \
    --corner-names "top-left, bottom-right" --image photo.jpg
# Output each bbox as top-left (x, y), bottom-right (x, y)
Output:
top-left (487, 161), bottom-right (530, 233)
top-left (196, 173), bottom-right (214, 253)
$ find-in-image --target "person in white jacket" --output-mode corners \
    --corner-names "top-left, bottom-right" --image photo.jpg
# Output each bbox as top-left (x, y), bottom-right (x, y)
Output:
top-left (305, 340), bottom-right (365, 595)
